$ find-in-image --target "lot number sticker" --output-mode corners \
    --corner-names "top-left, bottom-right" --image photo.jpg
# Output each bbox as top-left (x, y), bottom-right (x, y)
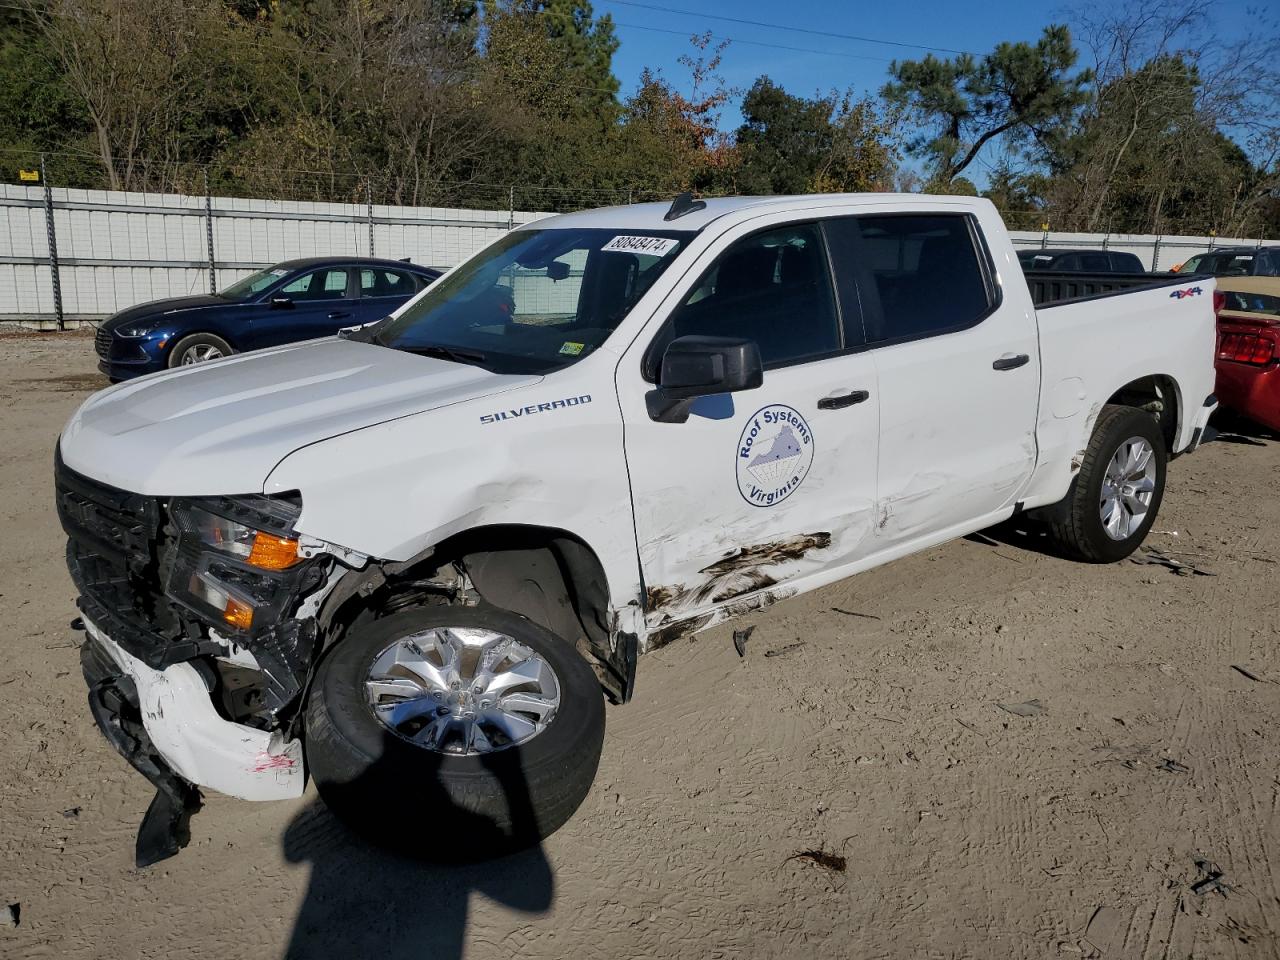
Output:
top-left (601, 235), bottom-right (679, 257)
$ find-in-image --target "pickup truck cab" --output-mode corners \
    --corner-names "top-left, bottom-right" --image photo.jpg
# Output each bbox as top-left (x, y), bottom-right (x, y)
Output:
top-left (56, 194), bottom-right (1218, 864)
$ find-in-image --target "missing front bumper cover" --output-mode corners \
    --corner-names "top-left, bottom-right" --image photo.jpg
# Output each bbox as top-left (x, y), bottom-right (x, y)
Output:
top-left (81, 636), bottom-right (202, 866)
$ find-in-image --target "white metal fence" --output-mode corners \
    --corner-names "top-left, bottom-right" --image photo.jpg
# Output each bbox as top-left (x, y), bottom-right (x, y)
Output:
top-left (0, 183), bottom-right (1272, 326)
top-left (0, 184), bottom-right (550, 324)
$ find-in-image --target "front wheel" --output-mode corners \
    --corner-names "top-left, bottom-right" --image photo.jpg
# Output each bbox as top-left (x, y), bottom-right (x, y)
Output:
top-left (305, 604), bottom-right (605, 860)
top-left (168, 332), bottom-right (233, 368)
top-left (1047, 404), bottom-right (1167, 562)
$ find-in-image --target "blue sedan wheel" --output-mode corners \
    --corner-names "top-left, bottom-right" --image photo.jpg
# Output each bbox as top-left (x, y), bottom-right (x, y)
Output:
top-left (169, 333), bottom-right (234, 369)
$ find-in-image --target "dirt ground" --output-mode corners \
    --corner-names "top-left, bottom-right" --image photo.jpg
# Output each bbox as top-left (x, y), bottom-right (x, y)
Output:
top-left (1, 332), bottom-right (1278, 960)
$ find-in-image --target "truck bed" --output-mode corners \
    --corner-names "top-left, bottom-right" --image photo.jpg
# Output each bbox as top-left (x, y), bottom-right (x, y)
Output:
top-left (1024, 270), bottom-right (1202, 308)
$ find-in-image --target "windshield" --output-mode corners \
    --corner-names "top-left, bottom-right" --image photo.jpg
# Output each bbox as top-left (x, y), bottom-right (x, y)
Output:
top-left (373, 228), bottom-right (693, 374)
top-left (219, 266), bottom-right (291, 301)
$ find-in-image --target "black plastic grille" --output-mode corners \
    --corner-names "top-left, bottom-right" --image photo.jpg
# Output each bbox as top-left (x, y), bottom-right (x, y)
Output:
top-left (55, 452), bottom-right (202, 667)
top-left (93, 326), bottom-right (112, 359)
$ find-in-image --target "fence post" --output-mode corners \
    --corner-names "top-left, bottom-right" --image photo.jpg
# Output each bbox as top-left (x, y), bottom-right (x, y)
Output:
top-left (1151, 233), bottom-right (1162, 272)
top-left (40, 154), bottom-right (64, 331)
top-left (1207, 230), bottom-right (1216, 252)
top-left (203, 167), bottom-right (216, 294)
top-left (366, 181), bottom-right (374, 257)
top-left (508, 186), bottom-right (514, 230)
top-left (1040, 221), bottom-right (1049, 250)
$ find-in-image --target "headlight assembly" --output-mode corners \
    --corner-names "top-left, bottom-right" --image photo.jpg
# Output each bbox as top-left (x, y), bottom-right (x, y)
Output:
top-left (165, 494), bottom-right (308, 634)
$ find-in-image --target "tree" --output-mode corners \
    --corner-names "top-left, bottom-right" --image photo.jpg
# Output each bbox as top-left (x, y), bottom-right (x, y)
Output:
top-left (733, 78), bottom-right (897, 194)
top-left (615, 33), bottom-right (733, 197)
top-left (1044, 1), bottom-right (1280, 235)
top-left (882, 25), bottom-right (1090, 187)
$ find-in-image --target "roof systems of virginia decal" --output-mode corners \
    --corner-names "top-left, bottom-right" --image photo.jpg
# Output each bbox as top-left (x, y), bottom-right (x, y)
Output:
top-left (736, 404), bottom-right (814, 507)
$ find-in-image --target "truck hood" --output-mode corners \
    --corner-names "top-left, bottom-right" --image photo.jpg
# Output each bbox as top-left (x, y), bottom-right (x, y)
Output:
top-left (60, 339), bottom-right (539, 495)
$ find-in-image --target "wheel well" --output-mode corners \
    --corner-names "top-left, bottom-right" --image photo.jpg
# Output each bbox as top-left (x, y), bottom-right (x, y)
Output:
top-left (315, 525), bottom-right (636, 705)
top-left (1106, 375), bottom-right (1180, 452)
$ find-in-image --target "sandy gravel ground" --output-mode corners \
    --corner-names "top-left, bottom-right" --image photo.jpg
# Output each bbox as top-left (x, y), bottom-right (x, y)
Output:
top-left (1, 333), bottom-right (1278, 960)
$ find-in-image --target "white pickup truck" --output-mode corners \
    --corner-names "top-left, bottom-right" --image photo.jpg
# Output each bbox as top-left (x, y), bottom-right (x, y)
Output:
top-left (56, 193), bottom-right (1217, 864)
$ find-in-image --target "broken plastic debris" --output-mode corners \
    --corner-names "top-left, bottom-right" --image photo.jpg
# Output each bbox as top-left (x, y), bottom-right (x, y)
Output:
top-left (1230, 663), bottom-right (1277, 684)
top-left (830, 606), bottom-right (880, 620)
top-left (995, 699), bottom-right (1046, 717)
top-left (1157, 757), bottom-right (1190, 774)
top-left (1191, 858), bottom-right (1231, 898)
top-left (1, 903), bottom-right (18, 928)
top-left (732, 625), bottom-right (755, 658)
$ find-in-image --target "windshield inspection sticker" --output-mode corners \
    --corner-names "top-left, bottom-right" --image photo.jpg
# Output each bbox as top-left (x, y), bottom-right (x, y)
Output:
top-left (602, 235), bottom-right (679, 257)
top-left (736, 404), bottom-right (814, 507)
top-left (559, 341), bottom-right (585, 356)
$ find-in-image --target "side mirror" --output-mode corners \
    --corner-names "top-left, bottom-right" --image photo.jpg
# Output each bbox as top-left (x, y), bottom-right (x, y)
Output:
top-left (270, 296), bottom-right (293, 309)
top-left (546, 261), bottom-right (570, 282)
top-left (647, 335), bottom-right (763, 423)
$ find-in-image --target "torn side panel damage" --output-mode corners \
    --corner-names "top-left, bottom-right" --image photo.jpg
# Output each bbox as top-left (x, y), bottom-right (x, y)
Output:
top-left (641, 532), bottom-right (832, 651)
top-left (644, 532), bottom-right (830, 618)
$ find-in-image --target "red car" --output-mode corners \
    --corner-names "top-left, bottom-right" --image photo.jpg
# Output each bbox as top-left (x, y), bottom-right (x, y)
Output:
top-left (1214, 278), bottom-right (1280, 432)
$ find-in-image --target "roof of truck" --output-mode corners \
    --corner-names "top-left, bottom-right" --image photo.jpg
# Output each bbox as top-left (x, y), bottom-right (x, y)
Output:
top-left (527, 193), bottom-right (989, 233)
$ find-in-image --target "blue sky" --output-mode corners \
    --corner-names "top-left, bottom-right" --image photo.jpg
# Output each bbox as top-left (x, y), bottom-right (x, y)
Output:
top-left (596, 0), bottom-right (1264, 184)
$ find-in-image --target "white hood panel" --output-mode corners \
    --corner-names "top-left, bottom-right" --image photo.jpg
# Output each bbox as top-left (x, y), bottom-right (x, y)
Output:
top-left (60, 339), bottom-right (537, 495)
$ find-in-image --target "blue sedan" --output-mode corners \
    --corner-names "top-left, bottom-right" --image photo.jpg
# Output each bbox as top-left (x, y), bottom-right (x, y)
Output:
top-left (94, 257), bottom-right (441, 381)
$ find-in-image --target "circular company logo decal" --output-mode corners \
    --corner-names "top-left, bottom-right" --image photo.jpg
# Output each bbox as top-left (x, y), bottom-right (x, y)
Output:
top-left (736, 404), bottom-right (815, 507)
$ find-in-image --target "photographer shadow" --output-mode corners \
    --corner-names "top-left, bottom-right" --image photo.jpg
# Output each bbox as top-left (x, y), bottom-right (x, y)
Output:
top-left (281, 743), bottom-right (555, 960)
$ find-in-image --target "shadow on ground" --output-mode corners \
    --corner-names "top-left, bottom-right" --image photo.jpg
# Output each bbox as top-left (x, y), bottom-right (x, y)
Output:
top-left (281, 742), bottom-right (555, 960)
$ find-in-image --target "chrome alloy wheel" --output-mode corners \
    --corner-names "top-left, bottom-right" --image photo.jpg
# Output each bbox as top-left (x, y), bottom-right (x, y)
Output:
top-left (364, 627), bottom-right (561, 756)
top-left (179, 343), bottom-right (224, 364)
top-left (1099, 436), bottom-right (1157, 541)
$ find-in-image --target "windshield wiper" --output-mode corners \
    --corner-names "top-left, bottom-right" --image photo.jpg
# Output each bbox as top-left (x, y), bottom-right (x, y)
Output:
top-left (402, 343), bottom-right (490, 367)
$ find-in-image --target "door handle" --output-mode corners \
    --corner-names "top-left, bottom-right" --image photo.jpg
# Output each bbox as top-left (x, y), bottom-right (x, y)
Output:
top-left (817, 389), bottom-right (870, 410)
top-left (992, 353), bottom-right (1030, 371)
top-left (328, 311), bottom-right (352, 319)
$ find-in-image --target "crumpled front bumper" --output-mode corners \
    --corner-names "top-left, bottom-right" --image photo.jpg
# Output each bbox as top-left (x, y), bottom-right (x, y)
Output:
top-left (80, 616), bottom-right (304, 863)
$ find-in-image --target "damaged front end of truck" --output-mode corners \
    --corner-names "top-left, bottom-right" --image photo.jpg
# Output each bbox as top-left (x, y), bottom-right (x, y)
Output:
top-left (56, 449), bottom-right (349, 866)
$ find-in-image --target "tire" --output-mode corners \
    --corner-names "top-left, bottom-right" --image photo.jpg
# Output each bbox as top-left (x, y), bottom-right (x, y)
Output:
top-left (305, 604), bottom-right (605, 860)
top-left (1047, 404), bottom-right (1167, 563)
top-left (167, 332), bottom-right (233, 368)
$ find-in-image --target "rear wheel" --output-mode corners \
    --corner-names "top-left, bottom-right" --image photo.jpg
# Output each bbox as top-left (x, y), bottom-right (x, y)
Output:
top-left (305, 604), bottom-right (605, 860)
top-left (168, 332), bottom-right (233, 368)
top-left (1047, 404), bottom-right (1167, 562)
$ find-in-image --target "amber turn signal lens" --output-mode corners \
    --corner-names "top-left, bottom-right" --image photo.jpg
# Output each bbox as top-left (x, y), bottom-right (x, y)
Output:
top-left (223, 596), bottom-right (255, 630)
top-left (247, 533), bottom-right (301, 570)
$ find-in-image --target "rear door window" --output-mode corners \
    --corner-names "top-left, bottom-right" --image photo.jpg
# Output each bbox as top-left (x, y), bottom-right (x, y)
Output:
top-left (1110, 252), bottom-right (1144, 272)
top-left (1077, 253), bottom-right (1111, 271)
top-left (825, 214), bottom-right (996, 343)
top-left (360, 268), bottom-right (420, 298)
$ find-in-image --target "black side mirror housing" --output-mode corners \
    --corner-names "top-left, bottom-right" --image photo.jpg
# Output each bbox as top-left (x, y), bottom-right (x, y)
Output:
top-left (270, 296), bottom-right (293, 309)
top-left (546, 260), bottom-right (570, 282)
top-left (647, 335), bottom-right (763, 423)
